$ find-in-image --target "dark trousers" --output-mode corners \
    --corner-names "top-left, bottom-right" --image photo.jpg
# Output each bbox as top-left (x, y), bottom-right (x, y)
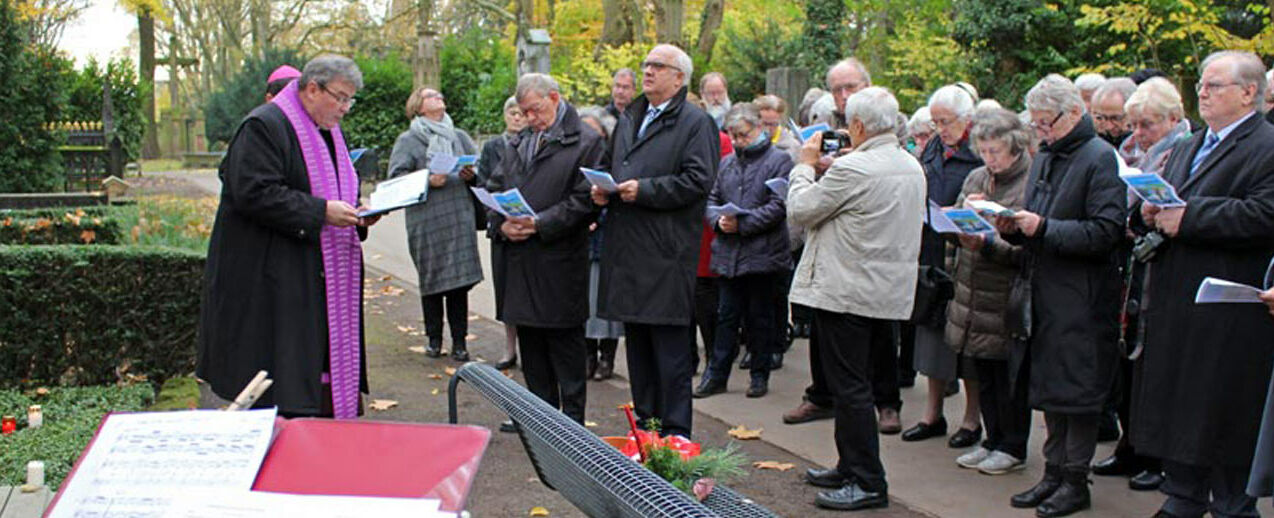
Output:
top-left (1111, 356), bottom-right (1160, 471)
top-left (974, 358), bottom-right (1031, 459)
top-left (707, 273), bottom-right (777, 383)
top-left (625, 322), bottom-right (695, 438)
top-left (1161, 461), bottom-right (1258, 518)
top-left (804, 314), bottom-right (900, 412)
top-left (1043, 412), bottom-right (1099, 471)
top-left (518, 325), bottom-right (587, 424)
top-left (898, 322), bottom-right (917, 382)
top-left (814, 308), bottom-right (890, 493)
top-left (422, 285), bottom-right (471, 344)
top-left (692, 277), bottom-right (719, 373)
top-left (775, 269), bottom-right (793, 350)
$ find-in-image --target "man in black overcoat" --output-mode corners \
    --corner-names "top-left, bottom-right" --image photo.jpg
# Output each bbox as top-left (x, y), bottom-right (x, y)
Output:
top-left (591, 44), bottom-right (719, 438)
top-left (1132, 50), bottom-right (1274, 518)
top-left (487, 73), bottom-right (606, 424)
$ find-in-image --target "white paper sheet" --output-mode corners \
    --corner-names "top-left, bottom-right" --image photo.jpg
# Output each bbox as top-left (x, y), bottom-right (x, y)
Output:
top-left (967, 199), bottom-right (1014, 217)
top-left (706, 202), bottom-right (749, 220)
top-left (1195, 277), bottom-right (1266, 304)
top-left (161, 489), bottom-right (451, 518)
top-left (427, 153), bottom-right (460, 176)
top-left (580, 167), bottom-right (618, 192)
top-left (47, 409), bottom-right (278, 518)
top-left (765, 177), bottom-right (789, 198)
top-left (362, 169), bottom-right (430, 217)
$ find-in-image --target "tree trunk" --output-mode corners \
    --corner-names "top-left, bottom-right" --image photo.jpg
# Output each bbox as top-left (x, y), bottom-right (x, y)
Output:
top-left (414, 0), bottom-right (440, 90)
top-left (547, 0), bottom-right (556, 27)
top-left (599, 0), bottom-right (635, 50)
top-left (695, 0), bottom-right (724, 65)
top-left (250, 0), bottom-right (271, 55)
top-left (653, 0), bottom-right (683, 48)
top-left (138, 10), bottom-right (160, 159)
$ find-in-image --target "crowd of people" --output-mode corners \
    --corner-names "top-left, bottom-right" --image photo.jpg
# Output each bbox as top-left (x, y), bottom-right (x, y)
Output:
top-left (197, 45), bottom-right (1274, 516)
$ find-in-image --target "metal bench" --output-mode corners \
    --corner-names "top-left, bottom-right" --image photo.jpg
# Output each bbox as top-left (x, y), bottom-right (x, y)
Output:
top-left (447, 363), bottom-right (776, 518)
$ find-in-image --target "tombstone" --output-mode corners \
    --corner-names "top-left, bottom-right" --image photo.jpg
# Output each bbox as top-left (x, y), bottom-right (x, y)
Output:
top-left (517, 29), bottom-right (552, 76)
top-left (766, 68), bottom-right (810, 123)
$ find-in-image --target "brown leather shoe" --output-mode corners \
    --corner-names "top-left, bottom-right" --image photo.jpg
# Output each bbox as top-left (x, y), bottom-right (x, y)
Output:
top-left (783, 401), bottom-right (834, 424)
top-left (878, 408), bottom-right (902, 435)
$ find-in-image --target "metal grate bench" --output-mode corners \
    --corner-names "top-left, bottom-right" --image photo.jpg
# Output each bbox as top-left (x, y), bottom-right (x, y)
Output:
top-left (447, 363), bottom-right (776, 518)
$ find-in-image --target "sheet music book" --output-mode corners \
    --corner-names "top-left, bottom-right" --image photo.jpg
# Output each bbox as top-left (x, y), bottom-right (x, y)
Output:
top-left (161, 489), bottom-right (451, 518)
top-left (46, 409), bottom-right (278, 518)
top-left (360, 169), bottom-right (430, 217)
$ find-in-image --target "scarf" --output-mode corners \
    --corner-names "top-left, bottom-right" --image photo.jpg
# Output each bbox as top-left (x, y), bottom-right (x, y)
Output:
top-left (272, 80), bottom-right (363, 419)
top-left (411, 113), bottom-right (462, 158)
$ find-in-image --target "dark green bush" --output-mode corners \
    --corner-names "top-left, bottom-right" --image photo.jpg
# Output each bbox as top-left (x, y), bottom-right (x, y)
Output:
top-left (0, 383), bottom-right (155, 488)
top-left (0, 209), bottom-right (123, 244)
top-left (63, 58), bottom-right (149, 162)
top-left (341, 53), bottom-right (415, 156)
top-left (0, 245), bottom-right (204, 389)
top-left (0, 0), bottom-right (71, 193)
top-left (204, 48), bottom-right (306, 147)
top-left (440, 29), bottom-right (518, 135)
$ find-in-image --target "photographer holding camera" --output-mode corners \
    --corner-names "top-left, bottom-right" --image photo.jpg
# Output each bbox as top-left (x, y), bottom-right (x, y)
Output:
top-left (1129, 51), bottom-right (1274, 518)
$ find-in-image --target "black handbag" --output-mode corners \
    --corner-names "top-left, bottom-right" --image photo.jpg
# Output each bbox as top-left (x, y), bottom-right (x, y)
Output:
top-left (910, 265), bottom-right (954, 326)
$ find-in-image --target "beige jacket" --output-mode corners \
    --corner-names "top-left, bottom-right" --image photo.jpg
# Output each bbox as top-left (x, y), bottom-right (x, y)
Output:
top-left (787, 133), bottom-right (926, 320)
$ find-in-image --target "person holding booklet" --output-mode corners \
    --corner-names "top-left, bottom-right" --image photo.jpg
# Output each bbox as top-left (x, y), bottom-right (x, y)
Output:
top-left (692, 103), bottom-right (792, 400)
top-left (479, 96), bottom-right (528, 371)
top-left (1126, 51), bottom-right (1274, 517)
top-left (485, 73), bottom-right (605, 426)
top-left (388, 86), bottom-right (482, 361)
top-left (943, 108), bottom-right (1033, 476)
top-left (995, 74), bottom-right (1125, 518)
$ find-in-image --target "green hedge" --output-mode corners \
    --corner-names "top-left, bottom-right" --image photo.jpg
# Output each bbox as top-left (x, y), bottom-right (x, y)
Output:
top-left (0, 383), bottom-right (155, 488)
top-left (0, 245), bottom-right (205, 389)
top-left (0, 210), bottom-right (123, 245)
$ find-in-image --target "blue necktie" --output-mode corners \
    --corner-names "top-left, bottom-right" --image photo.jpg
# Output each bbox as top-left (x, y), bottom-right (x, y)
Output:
top-left (1190, 132), bottom-right (1220, 177)
top-left (638, 107), bottom-right (661, 138)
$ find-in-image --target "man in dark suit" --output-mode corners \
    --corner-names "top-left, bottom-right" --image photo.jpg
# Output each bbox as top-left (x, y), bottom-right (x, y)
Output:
top-left (591, 44), bottom-right (719, 439)
top-left (1131, 50), bottom-right (1274, 518)
top-left (487, 73), bottom-right (606, 425)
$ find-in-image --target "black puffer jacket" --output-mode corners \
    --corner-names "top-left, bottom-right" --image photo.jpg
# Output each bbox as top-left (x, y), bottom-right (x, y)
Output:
top-left (708, 141), bottom-right (792, 277)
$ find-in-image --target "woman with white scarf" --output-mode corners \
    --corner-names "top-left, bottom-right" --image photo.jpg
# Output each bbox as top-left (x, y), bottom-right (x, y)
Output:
top-left (388, 87), bottom-right (482, 361)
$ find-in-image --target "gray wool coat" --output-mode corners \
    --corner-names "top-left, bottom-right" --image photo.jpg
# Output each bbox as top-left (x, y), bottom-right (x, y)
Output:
top-left (388, 124), bottom-right (483, 296)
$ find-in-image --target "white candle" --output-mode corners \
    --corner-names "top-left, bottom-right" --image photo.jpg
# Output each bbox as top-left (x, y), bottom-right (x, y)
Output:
top-left (27, 405), bottom-right (42, 429)
top-left (26, 461), bottom-right (44, 487)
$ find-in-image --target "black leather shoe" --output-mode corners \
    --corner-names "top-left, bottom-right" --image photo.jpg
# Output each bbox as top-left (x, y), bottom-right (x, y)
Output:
top-left (770, 353), bottom-right (783, 370)
top-left (746, 378), bottom-right (768, 398)
top-left (499, 420), bottom-right (516, 433)
top-left (901, 417), bottom-right (947, 442)
top-left (948, 426), bottom-right (982, 449)
top-left (1036, 470), bottom-right (1091, 517)
top-left (493, 355), bottom-right (518, 370)
top-left (804, 467), bottom-right (847, 488)
top-left (693, 377), bottom-right (726, 398)
top-left (1129, 470), bottom-right (1164, 491)
top-left (1092, 453), bottom-right (1138, 476)
top-left (451, 347), bottom-right (470, 362)
top-left (738, 351), bottom-right (752, 370)
top-left (1012, 464), bottom-right (1062, 508)
top-left (425, 339), bottom-right (442, 358)
top-left (815, 482), bottom-right (888, 511)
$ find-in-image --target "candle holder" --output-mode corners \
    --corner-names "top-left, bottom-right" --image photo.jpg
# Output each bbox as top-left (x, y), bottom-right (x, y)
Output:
top-left (27, 405), bottom-right (42, 429)
top-left (1, 415), bottom-right (16, 435)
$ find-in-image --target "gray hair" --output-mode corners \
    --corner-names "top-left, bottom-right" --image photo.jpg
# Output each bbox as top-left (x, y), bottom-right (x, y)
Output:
top-left (1092, 77), bottom-right (1138, 105)
top-left (1124, 77), bottom-right (1184, 120)
top-left (825, 58), bottom-right (871, 89)
top-left (1074, 73), bottom-right (1107, 92)
top-left (1025, 74), bottom-right (1084, 115)
top-left (798, 88), bottom-right (828, 125)
top-left (976, 99), bottom-right (1003, 113)
top-left (503, 96), bottom-right (519, 112)
top-left (844, 87), bottom-right (898, 136)
top-left (929, 84), bottom-right (976, 119)
top-left (700, 72), bottom-right (728, 93)
top-left (1201, 50), bottom-right (1267, 113)
top-left (908, 106), bottom-right (933, 133)
top-left (613, 68), bottom-right (636, 83)
top-left (894, 113), bottom-right (911, 141)
top-left (515, 73), bottom-right (561, 101)
top-left (652, 44), bottom-right (694, 86)
top-left (753, 94), bottom-right (788, 114)
top-left (299, 54), bottom-right (363, 90)
top-left (577, 105), bottom-right (616, 138)
top-left (970, 107), bottom-right (1033, 158)
top-left (722, 102), bottom-right (762, 133)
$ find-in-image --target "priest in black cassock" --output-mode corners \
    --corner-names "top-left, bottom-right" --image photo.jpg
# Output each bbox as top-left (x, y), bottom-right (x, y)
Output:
top-left (197, 55), bottom-right (380, 419)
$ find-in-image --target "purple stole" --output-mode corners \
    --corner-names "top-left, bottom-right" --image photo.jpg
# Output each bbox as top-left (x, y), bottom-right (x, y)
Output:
top-left (272, 81), bottom-right (363, 419)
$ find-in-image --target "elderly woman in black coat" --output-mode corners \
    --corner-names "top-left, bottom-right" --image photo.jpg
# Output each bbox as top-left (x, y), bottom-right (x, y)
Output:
top-left (996, 74), bottom-right (1125, 518)
top-left (691, 102), bottom-right (792, 400)
top-left (480, 96), bottom-right (527, 371)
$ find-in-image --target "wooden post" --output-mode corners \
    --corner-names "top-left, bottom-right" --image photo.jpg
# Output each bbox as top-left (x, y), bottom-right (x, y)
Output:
top-left (766, 68), bottom-right (810, 124)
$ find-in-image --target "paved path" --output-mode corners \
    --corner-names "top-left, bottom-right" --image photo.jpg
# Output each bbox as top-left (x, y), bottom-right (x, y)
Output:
top-left (170, 169), bottom-right (1172, 517)
top-left (0, 487), bottom-right (52, 518)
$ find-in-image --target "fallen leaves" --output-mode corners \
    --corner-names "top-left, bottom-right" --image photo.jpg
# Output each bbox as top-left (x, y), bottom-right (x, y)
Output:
top-left (464, 333), bottom-right (478, 341)
top-left (467, 314), bottom-right (480, 321)
top-left (749, 463), bottom-right (789, 473)
top-left (444, 367), bottom-right (457, 376)
top-left (584, 421), bottom-right (598, 428)
top-left (428, 373), bottom-right (443, 380)
top-left (381, 285), bottom-right (404, 296)
top-left (409, 346), bottom-right (427, 354)
top-left (727, 425), bottom-right (763, 440)
top-left (79, 229), bottom-right (96, 244)
top-left (369, 399), bottom-right (398, 411)
top-left (430, 388), bottom-right (440, 395)
top-left (529, 507), bottom-right (550, 516)
top-left (379, 275), bottom-right (393, 281)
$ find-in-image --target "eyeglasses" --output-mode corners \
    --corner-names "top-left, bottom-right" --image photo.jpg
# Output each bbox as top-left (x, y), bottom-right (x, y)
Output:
top-left (642, 61), bottom-right (677, 72)
top-left (1030, 111), bottom-right (1065, 130)
top-left (423, 92), bottom-right (445, 101)
top-left (320, 84), bottom-right (356, 107)
top-left (931, 117), bottom-right (962, 128)
top-left (727, 128), bottom-right (757, 141)
top-left (829, 82), bottom-right (864, 95)
top-left (1196, 81), bottom-right (1241, 94)
top-left (1093, 113), bottom-right (1126, 123)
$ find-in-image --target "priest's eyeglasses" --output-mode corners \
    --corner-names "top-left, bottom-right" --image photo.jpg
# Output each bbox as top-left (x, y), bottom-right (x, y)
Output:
top-left (320, 84), bottom-right (357, 108)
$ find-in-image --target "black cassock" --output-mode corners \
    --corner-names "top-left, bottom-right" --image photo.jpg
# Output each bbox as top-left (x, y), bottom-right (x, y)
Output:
top-left (197, 103), bottom-right (369, 416)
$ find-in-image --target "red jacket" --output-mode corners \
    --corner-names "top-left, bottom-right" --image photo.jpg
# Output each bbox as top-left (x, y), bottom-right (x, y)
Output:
top-left (697, 131), bottom-right (734, 278)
